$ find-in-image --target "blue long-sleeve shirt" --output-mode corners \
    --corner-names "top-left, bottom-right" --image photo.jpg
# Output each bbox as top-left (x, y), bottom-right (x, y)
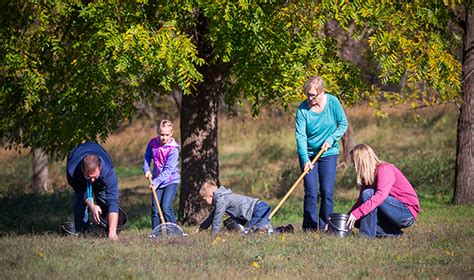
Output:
top-left (295, 94), bottom-right (348, 164)
top-left (66, 141), bottom-right (119, 213)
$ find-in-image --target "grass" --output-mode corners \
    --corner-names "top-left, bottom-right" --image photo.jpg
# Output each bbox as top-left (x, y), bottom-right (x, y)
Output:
top-left (1, 204), bottom-right (472, 279)
top-left (0, 103), bottom-right (473, 279)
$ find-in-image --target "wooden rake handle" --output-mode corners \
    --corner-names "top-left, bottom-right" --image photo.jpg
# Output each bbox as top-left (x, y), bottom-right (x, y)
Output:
top-left (148, 175), bottom-right (166, 224)
top-left (269, 148), bottom-right (326, 220)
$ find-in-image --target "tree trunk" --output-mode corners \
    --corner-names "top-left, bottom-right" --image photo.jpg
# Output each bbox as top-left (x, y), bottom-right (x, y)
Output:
top-left (340, 115), bottom-right (356, 166)
top-left (32, 148), bottom-right (48, 192)
top-left (178, 9), bottom-right (228, 224)
top-left (179, 81), bottom-right (221, 224)
top-left (454, 6), bottom-right (474, 204)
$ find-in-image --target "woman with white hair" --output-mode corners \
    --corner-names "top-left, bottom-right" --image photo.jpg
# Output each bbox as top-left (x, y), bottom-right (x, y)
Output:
top-left (295, 76), bottom-right (348, 231)
top-left (347, 144), bottom-right (420, 238)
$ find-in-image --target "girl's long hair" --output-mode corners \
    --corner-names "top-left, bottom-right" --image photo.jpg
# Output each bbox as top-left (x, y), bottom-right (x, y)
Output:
top-left (350, 144), bottom-right (382, 186)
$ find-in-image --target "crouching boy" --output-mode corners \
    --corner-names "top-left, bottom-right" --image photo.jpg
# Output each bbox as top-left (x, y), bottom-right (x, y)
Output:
top-left (198, 181), bottom-right (273, 236)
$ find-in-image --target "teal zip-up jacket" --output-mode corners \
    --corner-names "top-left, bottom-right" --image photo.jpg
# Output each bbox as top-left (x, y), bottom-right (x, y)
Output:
top-left (295, 94), bottom-right (348, 164)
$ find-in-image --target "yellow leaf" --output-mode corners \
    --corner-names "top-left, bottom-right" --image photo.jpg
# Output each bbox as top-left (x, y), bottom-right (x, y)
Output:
top-left (252, 261), bottom-right (260, 269)
top-left (444, 250), bottom-right (455, 257)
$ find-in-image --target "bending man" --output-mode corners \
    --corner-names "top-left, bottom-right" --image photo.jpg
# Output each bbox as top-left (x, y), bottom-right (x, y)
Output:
top-left (66, 141), bottom-right (119, 240)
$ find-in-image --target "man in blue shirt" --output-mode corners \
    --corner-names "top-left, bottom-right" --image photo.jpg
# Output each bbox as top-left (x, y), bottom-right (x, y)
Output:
top-left (66, 141), bottom-right (119, 240)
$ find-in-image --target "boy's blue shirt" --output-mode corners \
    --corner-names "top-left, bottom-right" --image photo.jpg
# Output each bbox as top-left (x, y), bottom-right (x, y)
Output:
top-left (295, 94), bottom-right (348, 164)
top-left (66, 141), bottom-right (119, 213)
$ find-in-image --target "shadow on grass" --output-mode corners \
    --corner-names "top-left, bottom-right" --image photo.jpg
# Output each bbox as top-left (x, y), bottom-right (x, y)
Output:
top-left (0, 191), bottom-right (74, 236)
top-left (0, 187), bottom-right (152, 236)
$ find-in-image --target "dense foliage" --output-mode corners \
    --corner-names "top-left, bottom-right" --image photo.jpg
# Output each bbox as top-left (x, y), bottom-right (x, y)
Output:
top-left (0, 1), bottom-right (203, 156)
top-left (1, 1), bottom-right (462, 155)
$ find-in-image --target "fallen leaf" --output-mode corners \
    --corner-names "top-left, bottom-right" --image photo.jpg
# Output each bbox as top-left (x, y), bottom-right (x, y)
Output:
top-left (252, 261), bottom-right (260, 269)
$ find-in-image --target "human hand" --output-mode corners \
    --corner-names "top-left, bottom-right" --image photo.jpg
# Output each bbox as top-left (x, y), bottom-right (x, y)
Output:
top-left (145, 171), bottom-right (152, 180)
top-left (322, 142), bottom-right (331, 151)
top-left (91, 204), bottom-right (102, 224)
top-left (304, 162), bottom-right (313, 172)
top-left (108, 231), bottom-right (118, 241)
top-left (346, 213), bottom-right (356, 229)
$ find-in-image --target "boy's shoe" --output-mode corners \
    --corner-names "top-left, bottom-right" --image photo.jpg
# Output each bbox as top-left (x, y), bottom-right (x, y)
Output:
top-left (266, 223), bottom-right (274, 235)
top-left (224, 217), bottom-right (245, 233)
top-left (285, 224), bottom-right (294, 233)
top-left (275, 224), bottom-right (295, 234)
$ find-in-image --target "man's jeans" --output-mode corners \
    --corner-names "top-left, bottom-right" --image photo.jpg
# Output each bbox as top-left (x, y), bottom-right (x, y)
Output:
top-left (151, 183), bottom-right (178, 229)
top-left (301, 154), bottom-right (338, 231)
top-left (357, 188), bottom-right (415, 238)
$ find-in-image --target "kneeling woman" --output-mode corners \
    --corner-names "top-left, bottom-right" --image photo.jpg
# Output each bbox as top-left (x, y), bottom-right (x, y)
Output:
top-left (347, 144), bottom-right (420, 238)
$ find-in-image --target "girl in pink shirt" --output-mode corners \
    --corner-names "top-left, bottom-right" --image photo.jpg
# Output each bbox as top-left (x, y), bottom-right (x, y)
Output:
top-left (347, 144), bottom-right (420, 238)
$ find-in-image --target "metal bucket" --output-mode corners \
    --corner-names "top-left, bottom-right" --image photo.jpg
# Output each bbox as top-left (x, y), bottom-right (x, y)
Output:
top-left (59, 221), bottom-right (78, 236)
top-left (327, 213), bottom-right (352, 237)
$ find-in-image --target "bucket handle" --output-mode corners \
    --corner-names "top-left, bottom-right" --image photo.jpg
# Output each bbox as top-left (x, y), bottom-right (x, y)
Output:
top-left (328, 219), bottom-right (350, 232)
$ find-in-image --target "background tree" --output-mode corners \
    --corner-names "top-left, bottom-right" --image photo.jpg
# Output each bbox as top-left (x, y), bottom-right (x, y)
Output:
top-left (32, 148), bottom-right (48, 192)
top-left (172, 1), bottom-right (471, 220)
top-left (1, 1), bottom-right (470, 227)
top-left (0, 1), bottom-right (203, 189)
top-left (158, 2), bottom-right (365, 223)
top-left (319, 1), bottom-right (471, 204)
top-left (1, 1), bottom-right (366, 223)
top-left (454, 2), bottom-right (473, 204)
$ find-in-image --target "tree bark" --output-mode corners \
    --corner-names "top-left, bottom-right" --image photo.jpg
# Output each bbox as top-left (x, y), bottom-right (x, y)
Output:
top-left (32, 148), bottom-right (48, 192)
top-left (179, 78), bottom-right (221, 224)
top-left (454, 6), bottom-right (474, 204)
top-left (340, 115), bottom-right (356, 166)
top-left (178, 9), bottom-right (228, 224)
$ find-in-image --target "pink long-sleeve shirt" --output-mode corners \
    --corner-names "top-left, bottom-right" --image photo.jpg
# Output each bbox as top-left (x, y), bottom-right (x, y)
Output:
top-left (350, 162), bottom-right (420, 220)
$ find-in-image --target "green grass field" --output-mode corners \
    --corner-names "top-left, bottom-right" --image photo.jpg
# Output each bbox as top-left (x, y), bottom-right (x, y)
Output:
top-left (1, 103), bottom-right (473, 279)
